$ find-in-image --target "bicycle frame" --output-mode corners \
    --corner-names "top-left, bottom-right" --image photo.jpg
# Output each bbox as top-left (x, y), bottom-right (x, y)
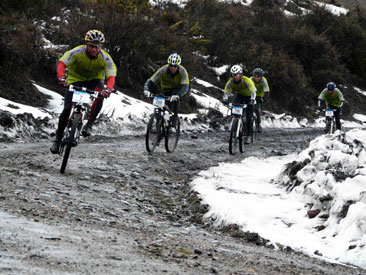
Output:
top-left (228, 103), bottom-right (247, 154)
top-left (59, 85), bottom-right (99, 173)
top-left (230, 103), bottom-right (246, 137)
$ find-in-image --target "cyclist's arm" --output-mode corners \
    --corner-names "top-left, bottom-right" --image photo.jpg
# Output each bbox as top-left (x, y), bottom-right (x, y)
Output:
top-left (244, 77), bottom-right (256, 100)
top-left (262, 77), bottom-right (270, 93)
top-left (176, 84), bottom-right (189, 97)
top-left (105, 76), bottom-right (115, 90)
top-left (223, 79), bottom-right (233, 97)
top-left (57, 61), bottom-right (66, 79)
top-left (177, 67), bottom-right (189, 97)
top-left (144, 79), bottom-right (155, 92)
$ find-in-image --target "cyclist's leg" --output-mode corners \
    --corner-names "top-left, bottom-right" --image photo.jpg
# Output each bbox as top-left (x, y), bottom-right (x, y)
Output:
top-left (333, 107), bottom-right (342, 130)
top-left (55, 88), bottom-right (73, 139)
top-left (255, 97), bottom-right (262, 132)
top-left (246, 99), bottom-right (254, 134)
top-left (165, 90), bottom-right (180, 127)
top-left (51, 88), bottom-right (73, 153)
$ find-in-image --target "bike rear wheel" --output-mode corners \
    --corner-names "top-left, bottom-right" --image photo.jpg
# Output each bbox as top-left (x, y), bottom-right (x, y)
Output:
top-left (165, 117), bottom-right (180, 153)
top-left (229, 118), bottom-right (240, 155)
top-left (146, 113), bottom-right (162, 153)
top-left (60, 113), bottom-right (80, 173)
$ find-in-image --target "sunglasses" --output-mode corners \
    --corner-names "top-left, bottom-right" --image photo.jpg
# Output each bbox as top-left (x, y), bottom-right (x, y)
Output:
top-left (88, 44), bottom-right (101, 49)
top-left (169, 64), bottom-right (178, 68)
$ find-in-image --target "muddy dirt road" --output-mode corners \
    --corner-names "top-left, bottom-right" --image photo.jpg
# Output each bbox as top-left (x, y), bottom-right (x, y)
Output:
top-left (0, 128), bottom-right (364, 274)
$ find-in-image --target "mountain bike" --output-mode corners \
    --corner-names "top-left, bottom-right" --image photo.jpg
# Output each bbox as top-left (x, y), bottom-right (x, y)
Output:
top-left (59, 85), bottom-right (99, 173)
top-left (145, 94), bottom-right (180, 153)
top-left (228, 103), bottom-right (250, 155)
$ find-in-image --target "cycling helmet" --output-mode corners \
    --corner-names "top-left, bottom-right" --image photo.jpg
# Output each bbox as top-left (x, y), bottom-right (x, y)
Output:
top-left (167, 53), bottom-right (181, 66)
top-left (327, 82), bottom-right (336, 91)
top-left (85, 30), bottom-right (105, 44)
top-left (252, 67), bottom-right (264, 77)
top-left (230, 65), bottom-right (243, 75)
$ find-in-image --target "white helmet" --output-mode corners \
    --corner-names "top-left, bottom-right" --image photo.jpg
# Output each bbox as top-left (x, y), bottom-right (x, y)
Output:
top-left (230, 65), bottom-right (242, 75)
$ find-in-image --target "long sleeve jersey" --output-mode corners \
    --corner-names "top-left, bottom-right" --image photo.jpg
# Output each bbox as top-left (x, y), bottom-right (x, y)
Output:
top-left (224, 76), bottom-right (257, 100)
top-left (57, 45), bottom-right (117, 90)
top-left (144, 64), bottom-right (189, 97)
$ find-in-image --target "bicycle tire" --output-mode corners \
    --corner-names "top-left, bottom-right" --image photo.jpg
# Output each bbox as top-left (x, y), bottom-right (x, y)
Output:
top-left (60, 113), bottom-right (80, 173)
top-left (239, 119), bottom-right (245, 153)
top-left (248, 115), bottom-right (255, 144)
top-left (229, 118), bottom-right (239, 155)
top-left (165, 117), bottom-right (180, 153)
top-left (146, 112), bottom-right (162, 153)
top-left (325, 117), bottom-right (333, 134)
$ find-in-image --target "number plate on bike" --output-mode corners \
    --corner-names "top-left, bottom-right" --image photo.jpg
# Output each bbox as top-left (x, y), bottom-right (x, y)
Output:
top-left (72, 91), bottom-right (90, 103)
top-left (153, 97), bottom-right (165, 108)
top-left (325, 110), bottom-right (334, 117)
top-left (232, 106), bottom-right (243, 115)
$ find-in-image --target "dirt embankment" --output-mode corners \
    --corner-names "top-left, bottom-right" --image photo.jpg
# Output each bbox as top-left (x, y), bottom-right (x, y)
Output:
top-left (0, 129), bottom-right (364, 274)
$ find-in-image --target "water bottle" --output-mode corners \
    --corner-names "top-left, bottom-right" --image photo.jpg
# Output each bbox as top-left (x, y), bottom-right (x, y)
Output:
top-left (163, 111), bottom-right (170, 127)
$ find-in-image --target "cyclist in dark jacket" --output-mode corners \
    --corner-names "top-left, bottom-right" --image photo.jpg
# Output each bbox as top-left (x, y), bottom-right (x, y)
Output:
top-left (318, 82), bottom-right (344, 131)
top-left (143, 53), bottom-right (189, 126)
top-left (50, 30), bottom-right (117, 154)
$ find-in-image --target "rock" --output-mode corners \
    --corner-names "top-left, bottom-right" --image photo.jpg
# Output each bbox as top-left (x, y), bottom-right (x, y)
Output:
top-left (307, 209), bottom-right (321, 218)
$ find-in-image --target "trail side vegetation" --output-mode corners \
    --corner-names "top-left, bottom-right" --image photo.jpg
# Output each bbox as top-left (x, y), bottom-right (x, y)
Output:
top-left (1, 0), bottom-right (366, 119)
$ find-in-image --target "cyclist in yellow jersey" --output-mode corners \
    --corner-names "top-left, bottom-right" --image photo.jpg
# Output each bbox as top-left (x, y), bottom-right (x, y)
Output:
top-left (318, 82), bottom-right (344, 131)
top-left (50, 30), bottom-right (117, 154)
top-left (223, 65), bottom-right (257, 144)
top-left (250, 68), bottom-right (270, 133)
top-left (143, 53), bottom-right (189, 126)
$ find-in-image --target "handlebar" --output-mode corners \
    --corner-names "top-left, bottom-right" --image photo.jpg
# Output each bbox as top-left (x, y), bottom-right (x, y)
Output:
top-left (149, 93), bottom-right (173, 101)
top-left (69, 85), bottom-right (117, 95)
top-left (69, 85), bottom-right (98, 94)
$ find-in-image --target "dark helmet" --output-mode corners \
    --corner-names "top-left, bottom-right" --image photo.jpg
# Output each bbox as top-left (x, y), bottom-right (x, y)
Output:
top-left (85, 30), bottom-right (105, 44)
top-left (327, 82), bottom-right (336, 91)
top-left (252, 68), bottom-right (264, 77)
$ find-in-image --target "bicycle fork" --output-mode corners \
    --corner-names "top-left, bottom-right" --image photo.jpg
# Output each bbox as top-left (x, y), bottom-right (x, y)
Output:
top-left (236, 118), bottom-right (242, 138)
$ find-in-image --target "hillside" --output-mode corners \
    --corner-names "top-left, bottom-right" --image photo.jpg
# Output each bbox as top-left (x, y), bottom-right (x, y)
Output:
top-left (2, 0), bottom-right (366, 121)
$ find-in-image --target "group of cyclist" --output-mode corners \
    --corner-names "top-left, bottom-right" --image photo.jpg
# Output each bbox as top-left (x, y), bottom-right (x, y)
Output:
top-left (50, 29), bottom-right (345, 154)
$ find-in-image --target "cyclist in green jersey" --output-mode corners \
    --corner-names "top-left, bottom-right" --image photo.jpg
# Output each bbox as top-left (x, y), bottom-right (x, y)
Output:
top-left (250, 68), bottom-right (270, 133)
top-left (318, 82), bottom-right (344, 131)
top-left (223, 65), bottom-right (257, 144)
top-left (50, 30), bottom-right (117, 154)
top-left (143, 53), bottom-right (189, 126)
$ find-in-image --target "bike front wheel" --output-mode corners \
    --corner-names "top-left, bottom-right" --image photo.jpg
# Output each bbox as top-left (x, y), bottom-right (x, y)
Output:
top-left (146, 113), bottom-right (162, 153)
top-left (165, 117), bottom-right (180, 153)
top-left (60, 113), bottom-right (80, 173)
top-left (229, 118), bottom-right (240, 155)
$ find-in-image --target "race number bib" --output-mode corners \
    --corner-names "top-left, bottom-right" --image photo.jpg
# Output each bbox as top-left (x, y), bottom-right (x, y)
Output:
top-left (232, 105), bottom-right (243, 116)
top-left (153, 97), bottom-right (165, 108)
top-left (72, 91), bottom-right (90, 104)
top-left (325, 110), bottom-right (334, 117)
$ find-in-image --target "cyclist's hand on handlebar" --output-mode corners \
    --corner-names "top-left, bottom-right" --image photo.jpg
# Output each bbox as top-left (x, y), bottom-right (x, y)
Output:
top-left (100, 88), bottom-right (112, 98)
top-left (170, 95), bottom-right (179, 102)
top-left (144, 90), bottom-right (151, 98)
top-left (250, 99), bottom-right (255, 105)
top-left (58, 77), bottom-right (68, 87)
